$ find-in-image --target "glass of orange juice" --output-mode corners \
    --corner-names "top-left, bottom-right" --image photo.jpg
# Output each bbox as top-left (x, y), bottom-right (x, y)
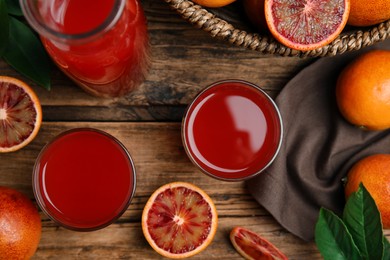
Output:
top-left (182, 80), bottom-right (283, 181)
top-left (20, 0), bottom-right (150, 97)
top-left (33, 128), bottom-right (136, 231)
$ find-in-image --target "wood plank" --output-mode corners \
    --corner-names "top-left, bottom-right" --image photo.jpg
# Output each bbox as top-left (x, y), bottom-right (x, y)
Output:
top-left (42, 105), bottom-right (187, 122)
top-left (1, 122), bottom-right (323, 259)
top-left (33, 219), bottom-right (322, 260)
top-left (1, 0), bottom-right (388, 259)
top-left (0, 0), bottom-right (314, 121)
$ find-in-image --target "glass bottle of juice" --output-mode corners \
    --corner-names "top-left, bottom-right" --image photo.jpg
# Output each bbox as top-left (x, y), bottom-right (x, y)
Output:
top-left (20, 0), bottom-right (150, 98)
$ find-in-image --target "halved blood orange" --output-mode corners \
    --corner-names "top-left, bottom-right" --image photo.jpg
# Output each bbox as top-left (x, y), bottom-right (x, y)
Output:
top-left (230, 227), bottom-right (288, 260)
top-left (0, 76), bottom-right (42, 153)
top-left (142, 182), bottom-right (218, 259)
top-left (265, 0), bottom-right (350, 51)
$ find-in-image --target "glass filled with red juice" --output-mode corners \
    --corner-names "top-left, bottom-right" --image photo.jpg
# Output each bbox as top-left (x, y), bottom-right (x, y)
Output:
top-left (182, 80), bottom-right (283, 181)
top-left (20, 0), bottom-right (150, 97)
top-left (33, 128), bottom-right (136, 231)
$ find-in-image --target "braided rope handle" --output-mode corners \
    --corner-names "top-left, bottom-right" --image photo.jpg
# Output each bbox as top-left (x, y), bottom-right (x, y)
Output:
top-left (163, 0), bottom-right (390, 57)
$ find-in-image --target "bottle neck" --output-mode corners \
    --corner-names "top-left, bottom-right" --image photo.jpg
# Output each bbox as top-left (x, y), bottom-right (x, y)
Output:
top-left (20, 0), bottom-right (125, 43)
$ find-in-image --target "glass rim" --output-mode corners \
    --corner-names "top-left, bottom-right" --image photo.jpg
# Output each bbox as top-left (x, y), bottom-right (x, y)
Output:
top-left (181, 79), bottom-right (284, 182)
top-left (19, 0), bottom-right (126, 42)
top-left (32, 127), bottom-right (137, 232)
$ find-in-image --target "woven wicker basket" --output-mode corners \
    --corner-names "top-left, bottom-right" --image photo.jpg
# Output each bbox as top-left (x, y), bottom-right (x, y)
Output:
top-left (164, 0), bottom-right (390, 57)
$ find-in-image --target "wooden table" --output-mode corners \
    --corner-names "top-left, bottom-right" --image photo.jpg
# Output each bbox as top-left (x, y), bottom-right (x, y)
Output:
top-left (4, 1), bottom-right (388, 259)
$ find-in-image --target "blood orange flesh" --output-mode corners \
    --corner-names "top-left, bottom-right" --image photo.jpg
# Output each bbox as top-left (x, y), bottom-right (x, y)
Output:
top-left (230, 227), bottom-right (288, 260)
top-left (142, 182), bottom-right (217, 259)
top-left (0, 76), bottom-right (42, 152)
top-left (265, 0), bottom-right (350, 51)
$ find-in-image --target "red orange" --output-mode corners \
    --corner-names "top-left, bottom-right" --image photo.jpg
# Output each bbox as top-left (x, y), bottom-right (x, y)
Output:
top-left (336, 50), bottom-right (390, 130)
top-left (0, 76), bottom-right (42, 152)
top-left (348, 0), bottom-right (390, 26)
top-left (344, 154), bottom-right (390, 229)
top-left (142, 182), bottom-right (218, 258)
top-left (0, 187), bottom-right (42, 259)
top-left (264, 0), bottom-right (350, 51)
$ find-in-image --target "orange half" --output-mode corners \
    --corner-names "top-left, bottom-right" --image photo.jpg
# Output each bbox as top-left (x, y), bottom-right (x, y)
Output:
top-left (265, 0), bottom-right (350, 51)
top-left (142, 182), bottom-right (218, 259)
top-left (0, 76), bottom-right (42, 153)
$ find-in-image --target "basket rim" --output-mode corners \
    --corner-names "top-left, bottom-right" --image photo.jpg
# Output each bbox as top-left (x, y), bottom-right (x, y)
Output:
top-left (164, 0), bottom-right (390, 57)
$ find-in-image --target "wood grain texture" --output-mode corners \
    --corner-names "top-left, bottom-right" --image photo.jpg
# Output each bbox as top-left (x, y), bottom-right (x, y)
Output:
top-left (0, 122), bottom-right (321, 259)
top-left (2, 0), bottom-right (388, 259)
top-left (0, 0), bottom-right (313, 121)
top-left (2, 122), bottom-right (389, 259)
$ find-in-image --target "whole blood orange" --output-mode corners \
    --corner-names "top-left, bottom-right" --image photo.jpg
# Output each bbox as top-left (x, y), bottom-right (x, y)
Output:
top-left (348, 0), bottom-right (390, 26)
top-left (336, 50), bottom-right (390, 130)
top-left (264, 0), bottom-right (350, 51)
top-left (192, 0), bottom-right (236, 8)
top-left (230, 227), bottom-right (288, 260)
top-left (344, 154), bottom-right (390, 229)
top-left (0, 76), bottom-right (42, 152)
top-left (142, 182), bottom-right (217, 259)
top-left (0, 186), bottom-right (42, 259)
top-left (243, 0), bottom-right (267, 32)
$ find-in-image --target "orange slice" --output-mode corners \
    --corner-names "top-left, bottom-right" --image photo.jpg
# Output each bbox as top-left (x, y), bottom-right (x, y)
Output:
top-left (265, 0), bottom-right (350, 51)
top-left (230, 227), bottom-right (288, 260)
top-left (0, 76), bottom-right (42, 153)
top-left (142, 182), bottom-right (218, 259)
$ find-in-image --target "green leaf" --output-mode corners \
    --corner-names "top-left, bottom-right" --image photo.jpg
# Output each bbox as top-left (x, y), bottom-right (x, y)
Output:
top-left (315, 208), bottom-right (362, 260)
top-left (343, 184), bottom-right (384, 260)
top-left (5, 0), bottom-right (22, 16)
top-left (383, 236), bottom-right (390, 260)
top-left (3, 16), bottom-right (51, 89)
top-left (0, 0), bottom-right (9, 56)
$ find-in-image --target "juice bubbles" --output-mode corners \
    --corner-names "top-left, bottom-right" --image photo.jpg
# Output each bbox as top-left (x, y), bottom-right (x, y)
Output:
top-left (182, 80), bottom-right (283, 181)
top-left (21, 0), bottom-right (149, 97)
top-left (33, 129), bottom-right (136, 231)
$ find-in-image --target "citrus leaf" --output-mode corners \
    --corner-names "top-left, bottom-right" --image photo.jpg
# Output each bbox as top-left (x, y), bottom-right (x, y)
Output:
top-left (3, 16), bottom-right (51, 89)
top-left (0, 0), bottom-right (9, 56)
top-left (343, 184), bottom-right (384, 260)
top-left (384, 236), bottom-right (390, 260)
top-left (5, 0), bottom-right (22, 16)
top-left (315, 208), bottom-right (362, 260)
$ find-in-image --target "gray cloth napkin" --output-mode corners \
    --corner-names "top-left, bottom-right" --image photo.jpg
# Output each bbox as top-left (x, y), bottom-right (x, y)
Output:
top-left (247, 39), bottom-right (390, 242)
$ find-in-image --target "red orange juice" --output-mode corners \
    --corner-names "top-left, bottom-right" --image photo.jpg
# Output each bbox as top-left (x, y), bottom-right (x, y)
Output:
top-left (21, 0), bottom-right (149, 97)
top-left (33, 129), bottom-right (136, 231)
top-left (182, 80), bottom-right (283, 181)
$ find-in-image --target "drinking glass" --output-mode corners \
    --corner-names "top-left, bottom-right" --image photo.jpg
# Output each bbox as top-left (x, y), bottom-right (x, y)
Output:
top-left (182, 80), bottom-right (283, 181)
top-left (33, 128), bottom-right (136, 231)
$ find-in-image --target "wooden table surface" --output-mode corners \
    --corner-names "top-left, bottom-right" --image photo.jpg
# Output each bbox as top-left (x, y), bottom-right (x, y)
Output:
top-left (1, 1), bottom-right (388, 259)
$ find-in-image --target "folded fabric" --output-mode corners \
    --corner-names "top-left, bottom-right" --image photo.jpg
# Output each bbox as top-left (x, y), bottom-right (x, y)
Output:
top-left (247, 39), bottom-right (390, 241)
